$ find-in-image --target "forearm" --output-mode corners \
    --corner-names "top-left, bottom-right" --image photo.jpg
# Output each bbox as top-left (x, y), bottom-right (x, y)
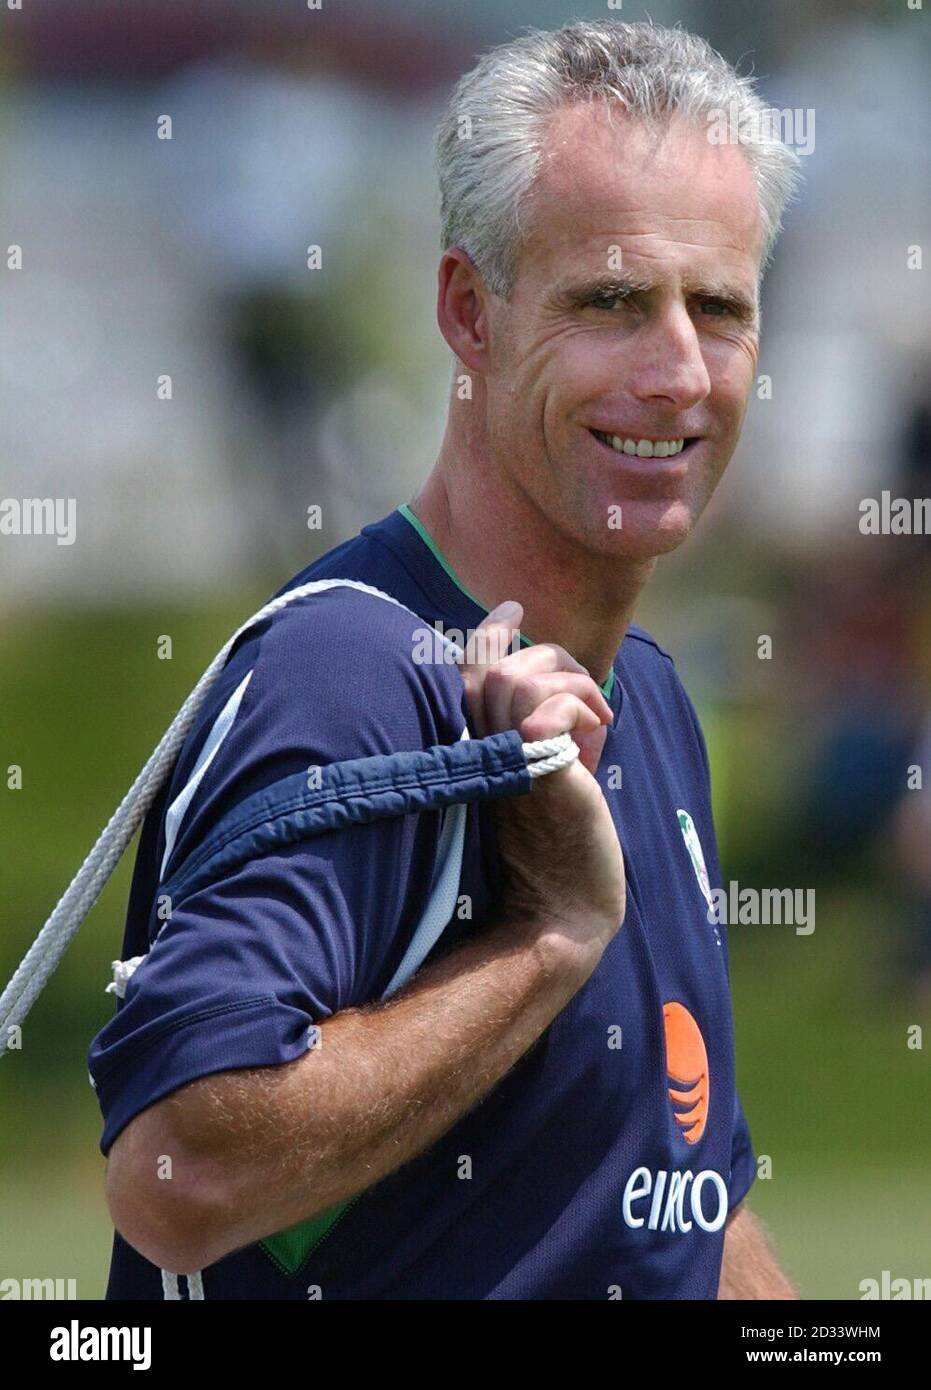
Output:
top-left (717, 1204), bottom-right (798, 1299)
top-left (112, 915), bottom-right (594, 1270)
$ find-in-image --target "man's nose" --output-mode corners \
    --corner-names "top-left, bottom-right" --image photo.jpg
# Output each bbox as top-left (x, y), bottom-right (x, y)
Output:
top-left (627, 303), bottom-right (712, 411)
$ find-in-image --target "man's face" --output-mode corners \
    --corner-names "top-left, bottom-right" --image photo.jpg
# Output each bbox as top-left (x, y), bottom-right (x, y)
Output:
top-left (482, 104), bottom-right (764, 560)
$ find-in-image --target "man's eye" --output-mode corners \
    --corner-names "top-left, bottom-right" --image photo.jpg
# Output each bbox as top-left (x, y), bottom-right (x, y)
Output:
top-left (588, 293), bottom-right (626, 311)
top-left (698, 299), bottom-right (732, 318)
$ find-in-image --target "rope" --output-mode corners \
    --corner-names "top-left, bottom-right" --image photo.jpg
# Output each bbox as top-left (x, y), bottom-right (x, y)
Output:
top-left (0, 580), bottom-right (578, 1057)
top-left (523, 735), bottom-right (579, 779)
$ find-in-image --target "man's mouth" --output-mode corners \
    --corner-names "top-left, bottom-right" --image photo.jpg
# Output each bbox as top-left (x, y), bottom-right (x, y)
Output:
top-left (588, 429), bottom-right (695, 459)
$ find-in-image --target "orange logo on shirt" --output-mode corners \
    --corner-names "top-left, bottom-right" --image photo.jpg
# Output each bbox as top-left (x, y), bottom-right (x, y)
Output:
top-left (662, 1002), bottom-right (709, 1144)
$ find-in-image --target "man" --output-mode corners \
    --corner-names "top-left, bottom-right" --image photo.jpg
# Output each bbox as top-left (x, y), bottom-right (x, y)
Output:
top-left (91, 19), bottom-right (799, 1298)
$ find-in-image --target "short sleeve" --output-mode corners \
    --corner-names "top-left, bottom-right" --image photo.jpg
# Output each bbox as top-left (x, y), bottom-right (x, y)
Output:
top-left (728, 1090), bottom-right (757, 1209)
top-left (88, 587), bottom-right (467, 1155)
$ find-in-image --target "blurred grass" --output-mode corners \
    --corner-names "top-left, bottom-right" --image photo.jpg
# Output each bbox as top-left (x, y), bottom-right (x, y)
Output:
top-left (1, 600), bottom-right (927, 1296)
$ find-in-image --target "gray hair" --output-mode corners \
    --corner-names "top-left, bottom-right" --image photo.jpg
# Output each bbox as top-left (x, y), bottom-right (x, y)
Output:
top-left (435, 19), bottom-right (802, 298)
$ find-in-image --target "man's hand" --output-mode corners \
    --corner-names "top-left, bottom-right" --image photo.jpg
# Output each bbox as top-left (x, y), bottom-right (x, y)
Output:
top-left (461, 600), bottom-right (626, 968)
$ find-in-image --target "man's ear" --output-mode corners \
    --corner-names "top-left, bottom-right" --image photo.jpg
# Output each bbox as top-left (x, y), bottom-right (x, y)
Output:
top-left (436, 247), bottom-right (493, 376)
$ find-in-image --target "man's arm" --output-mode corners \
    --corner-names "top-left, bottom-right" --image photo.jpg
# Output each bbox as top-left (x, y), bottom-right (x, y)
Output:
top-left (106, 604), bottom-right (627, 1274)
top-left (718, 1203), bottom-right (798, 1299)
top-left (106, 908), bottom-right (596, 1273)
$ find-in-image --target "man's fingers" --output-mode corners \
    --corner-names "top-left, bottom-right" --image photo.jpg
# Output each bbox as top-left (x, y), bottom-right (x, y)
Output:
top-left (490, 642), bottom-right (590, 680)
top-left (461, 608), bottom-right (589, 684)
top-left (460, 603), bottom-right (607, 747)
top-left (461, 601), bottom-right (523, 676)
top-left (498, 670), bottom-right (613, 734)
top-left (518, 691), bottom-right (604, 744)
top-left (519, 693), bottom-right (609, 776)
top-left (461, 602), bottom-right (523, 738)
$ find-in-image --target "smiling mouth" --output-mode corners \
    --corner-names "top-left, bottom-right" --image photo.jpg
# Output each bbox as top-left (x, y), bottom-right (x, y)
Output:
top-left (588, 429), bottom-right (698, 459)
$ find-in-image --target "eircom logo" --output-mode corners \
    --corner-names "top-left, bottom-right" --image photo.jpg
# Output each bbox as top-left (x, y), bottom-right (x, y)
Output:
top-left (622, 1167), bottom-right (728, 1234)
top-left (663, 1001), bottom-right (709, 1144)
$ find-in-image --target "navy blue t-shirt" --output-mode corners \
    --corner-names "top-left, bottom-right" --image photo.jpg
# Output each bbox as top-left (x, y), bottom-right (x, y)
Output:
top-left (88, 504), bottom-right (756, 1300)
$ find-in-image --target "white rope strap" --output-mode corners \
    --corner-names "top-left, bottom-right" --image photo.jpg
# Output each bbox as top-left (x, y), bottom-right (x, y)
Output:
top-left (0, 578), bottom-right (579, 1056)
top-left (522, 734), bottom-right (579, 779)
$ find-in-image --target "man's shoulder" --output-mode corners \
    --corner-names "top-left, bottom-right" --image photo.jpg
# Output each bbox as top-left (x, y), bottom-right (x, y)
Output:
top-left (622, 621), bottom-right (676, 665)
top-left (238, 583), bottom-right (462, 733)
top-left (620, 622), bottom-right (684, 694)
top-left (234, 508), bottom-right (416, 654)
top-left (216, 527), bottom-right (467, 759)
top-left (620, 623), bottom-right (709, 776)
top-left (263, 577), bottom-right (430, 655)
top-left (620, 621), bottom-right (704, 727)
top-left (159, 544), bottom-right (468, 882)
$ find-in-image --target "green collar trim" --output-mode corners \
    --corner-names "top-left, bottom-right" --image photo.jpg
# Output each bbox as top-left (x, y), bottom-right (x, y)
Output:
top-left (398, 502), bottom-right (486, 610)
top-left (398, 503), bottom-right (616, 701)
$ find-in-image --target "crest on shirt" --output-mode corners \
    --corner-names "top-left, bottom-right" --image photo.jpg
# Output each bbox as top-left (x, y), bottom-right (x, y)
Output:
top-left (676, 810), bottom-right (711, 906)
top-left (676, 809), bottom-right (723, 947)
